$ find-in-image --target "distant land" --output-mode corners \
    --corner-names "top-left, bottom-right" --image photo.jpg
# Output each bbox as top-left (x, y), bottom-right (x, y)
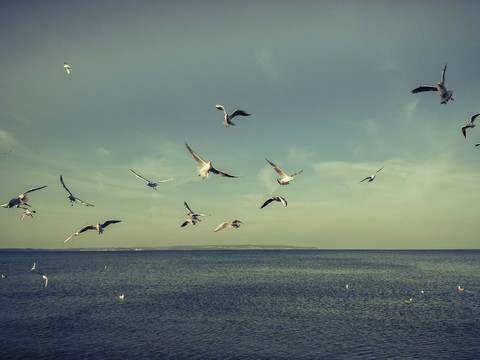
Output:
top-left (0, 245), bottom-right (319, 252)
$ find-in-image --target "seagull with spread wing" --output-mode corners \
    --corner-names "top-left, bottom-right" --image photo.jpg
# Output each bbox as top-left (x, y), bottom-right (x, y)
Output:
top-left (186, 142), bottom-right (238, 179)
top-left (215, 104), bottom-right (251, 127)
top-left (1, 186), bottom-right (47, 208)
top-left (260, 196), bottom-right (287, 209)
top-left (266, 159), bottom-right (302, 185)
top-left (184, 201), bottom-right (209, 221)
top-left (411, 63), bottom-right (453, 104)
top-left (129, 169), bottom-right (173, 190)
top-left (60, 175), bottom-right (94, 206)
top-left (64, 220), bottom-right (121, 243)
top-left (20, 207), bottom-right (36, 219)
top-left (359, 166), bottom-right (383, 183)
top-left (461, 113), bottom-right (480, 138)
top-left (64, 62), bottom-right (71, 75)
top-left (214, 220), bottom-right (243, 232)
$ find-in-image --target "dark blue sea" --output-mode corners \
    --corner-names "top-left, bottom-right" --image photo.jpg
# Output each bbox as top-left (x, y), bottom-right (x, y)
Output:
top-left (0, 250), bottom-right (479, 359)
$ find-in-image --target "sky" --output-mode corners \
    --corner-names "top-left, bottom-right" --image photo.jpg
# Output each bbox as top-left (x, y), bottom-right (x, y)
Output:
top-left (1, 0), bottom-right (480, 249)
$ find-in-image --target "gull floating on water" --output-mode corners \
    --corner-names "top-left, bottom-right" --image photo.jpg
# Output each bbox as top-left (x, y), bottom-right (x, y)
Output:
top-left (457, 285), bottom-right (465, 292)
top-left (64, 62), bottom-right (71, 75)
top-left (186, 142), bottom-right (238, 179)
top-left (215, 105), bottom-right (251, 127)
top-left (64, 220), bottom-right (121, 243)
top-left (461, 113), bottom-right (480, 138)
top-left (119, 293), bottom-right (124, 301)
top-left (214, 220), bottom-right (243, 232)
top-left (359, 166), bottom-right (383, 183)
top-left (260, 196), bottom-right (287, 209)
top-left (411, 63), bottom-right (453, 104)
top-left (20, 208), bottom-right (36, 219)
top-left (404, 298), bottom-right (413, 304)
top-left (266, 159), bottom-right (303, 185)
top-left (60, 175), bottom-right (94, 207)
top-left (1, 186), bottom-right (47, 208)
top-left (129, 169), bottom-right (173, 190)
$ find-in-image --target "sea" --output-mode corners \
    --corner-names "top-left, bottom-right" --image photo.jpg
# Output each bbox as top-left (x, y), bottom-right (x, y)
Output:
top-left (0, 249), bottom-right (479, 360)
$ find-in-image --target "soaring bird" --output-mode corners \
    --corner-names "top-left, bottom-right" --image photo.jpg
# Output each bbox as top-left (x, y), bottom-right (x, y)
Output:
top-left (411, 63), bottom-right (453, 104)
top-left (64, 220), bottom-right (121, 243)
top-left (461, 113), bottom-right (480, 138)
top-left (34, 272), bottom-right (48, 287)
top-left (184, 201), bottom-right (209, 222)
top-left (64, 62), bottom-right (71, 75)
top-left (260, 196), bottom-right (287, 209)
top-left (1, 186), bottom-right (47, 208)
top-left (215, 105), bottom-right (251, 127)
top-left (20, 208), bottom-right (36, 219)
top-left (266, 159), bottom-right (302, 185)
top-left (359, 167), bottom-right (383, 183)
top-left (60, 175), bottom-right (94, 206)
top-left (129, 169), bottom-right (173, 190)
top-left (214, 220), bottom-right (243, 232)
top-left (186, 142), bottom-right (237, 179)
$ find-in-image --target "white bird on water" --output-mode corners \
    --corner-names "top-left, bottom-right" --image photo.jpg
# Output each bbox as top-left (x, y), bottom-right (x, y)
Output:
top-left (461, 113), bottom-right (480, 138)
top-left (411, 63), bottom-right (453, 104)
top-left (215, 105), bottom-right (251, 127)
top-left (60, 175), bottom-right (94, 206)
top-left (457, 285), bottom-right (465, 292)
top-left (64, 220), bottom-right (121, 243)
top-left (129, 169), bottom-right (173, 190)
top-left (359, 166), bottom-right (383, 183)
top-left (119, 293), bottom-right (125, 301)
top-left (260, 196), bottom-right (287, 209)
top-left (64, 62), bottom-right (71, 75)
top-left (214, 220), bottom-right (243, 232)
top-left (404, 298), bottom-right (413, 304)
top-left (266, 159), bottom-right (303, 185)
top-left (1, 186), bottom-right (47, 209)
top-left (186, 142), bottom-right (238, 179)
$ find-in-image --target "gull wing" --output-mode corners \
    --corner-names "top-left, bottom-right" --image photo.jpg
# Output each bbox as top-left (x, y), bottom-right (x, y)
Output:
top-left (470, 113), bottom-right (480, 124)
top-left (184, 201), bottom-right (194, 214)
top-left (64, 225), bottom-right (95, 242)
top-left (60, 175), bottom-right (74, 196)
top-left (411, 85), bottom-right (438, 94)
top-left (130, 169), bottom-right (150, 183)
top-left (153, 178), bottom-right (173, 184)
top-left (461, 126), bottom-right (467, 138)
top-left (209, 166), bottom-right (237, 178)
top-left (185, 143), bottom-right (207, 166)
top-left (266, 159), bottom-right (287, 177)
top-left (101, 220), bottom-right (121, 228)
top-left (278, 196), bottom-right (287, 207)
top-left (75, 198), bottom-right (95, 207)
top-left (23, 185), bottom-right (48, 195)
top-left (375, 166), bottom-right (384, 174)
top-left (215, 104), bottom-right (227, 114)
top-left (214, 222), bottom-right (229, 232)
top-left (440, 63), bottom-right (447, 84)
top-left (230, 110), bottom-right (251, 119)
top-left (359, 177), bottom-right (371, 183)
top-left (260, 197), bottom-right (275, 209)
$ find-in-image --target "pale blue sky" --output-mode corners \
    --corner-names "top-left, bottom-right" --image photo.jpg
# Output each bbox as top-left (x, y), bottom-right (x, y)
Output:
top-left (1, 1), bottom-right (480, 249)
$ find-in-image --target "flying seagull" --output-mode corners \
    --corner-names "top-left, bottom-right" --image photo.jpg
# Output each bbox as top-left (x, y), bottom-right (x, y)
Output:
top-left (461, 113), bottom-right (480, 138)
top-left (1, 186), bottom-right (47, 208)
top-left (129, 169), bottom-right (173, 190)
top-left (30, 263), bottom-right (36, 271)
top-left (411, 63), bottom-right (453, 104)
top-left (359, 166), bottom-right (383, 183)
top-left (60, 175), bottom-right (94, 207)
top-left (64, 62), bottom-right (71, 75)
top-left (214, 220), bottom-right (243, 232)
top-left (35, 272), bottom-right (48, 287)
top-left (184, 201), bottom-right (209, 222)
top-left (180, 219), bottom-right (198, 227)
top-left (266, 159), bottom-right (303, 185)
top-left (260, 196), bottom-right (287, 209)
top-left (185, 142), bottom-right (238, 178)
top-left (64, 220), bottom-right (121, 243)
top-left (215, 105), bottom-right (251, 127)
top-left (20, 208), bottom-right (36, 219)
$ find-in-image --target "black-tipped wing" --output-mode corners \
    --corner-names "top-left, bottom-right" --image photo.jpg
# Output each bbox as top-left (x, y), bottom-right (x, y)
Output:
top-left (210, 166), bottom-right (237, 178)
top-left (471, 113), bottom-right (480, 124)
top-left (462, 126), bottom-right (467, 138)
top-left (230, 110), bottom-right (251, 119)
top-left (23, 185), bottom-right (48, 195)
top-left (359, 177), bottom-right (371, 183)
top-left (60, 175), bottom-right (74, 196)
top-left (260, 198), bottom-right (275, 209)
top-left (185, 143), bottom-right (207, 165)
top-left (130, 169), bottom-right (150, 183)
top-left (411, 86), bottom-right (438, 94)
top-left (101, 220), bottom-right (121, 228)
top-left (184, 201), bottom-right (194, 214)
top-left (266, 159), bottom-right (287, 177)
top-left (215, 104), bottom-right (226, 113)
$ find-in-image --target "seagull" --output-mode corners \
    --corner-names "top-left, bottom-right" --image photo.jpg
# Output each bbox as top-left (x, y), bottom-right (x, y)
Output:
top-left (266, 159), bottom-right (303, 185)
top-left (119, 293), bottom-right (124, 301)
top-left (180, 219), bottom-right (198, 227)
top-left (215, 105), bottom-right (251, 127)
top-left (346, 284), bottom-right (349, 289)
top-left (20, 208), bottom-right (36, 219)
top-left (421, 290), bottom-right (424, 294)
top-left (186, 142), bottom-right (238, 179)
top-left (457, 285), bottom-right (465, 292)
top-left (359, 166), bottom-right (383, 183)
top-left (1, 274), bottom-right (6, 279)
top-left (60, 175), bottom-right (94, 206)
top-left (214, 220), bottom-right (243, 232)
top-left (129, 169), bottom-right (172, 190)
top-left (1, 186), bottom-right (47, 208)
top-left (184, 201), bottom-right (209, 221)
top-left (64, 62), bottom-right (71, 75)
top-left (64, 220), bottom-right (121, 243)
top-left (36, 272), bottom-right (48, 287)
top-left (411, 63), bottom-right (453, 104)
top-left (404, 298), bottom-right (413, 304)
top-left (260, 196), bottom-right (287, 209)
top-left (30, 263), bottom-right (36, 271)
top-left (461, 113), bottom-right (480, 138)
